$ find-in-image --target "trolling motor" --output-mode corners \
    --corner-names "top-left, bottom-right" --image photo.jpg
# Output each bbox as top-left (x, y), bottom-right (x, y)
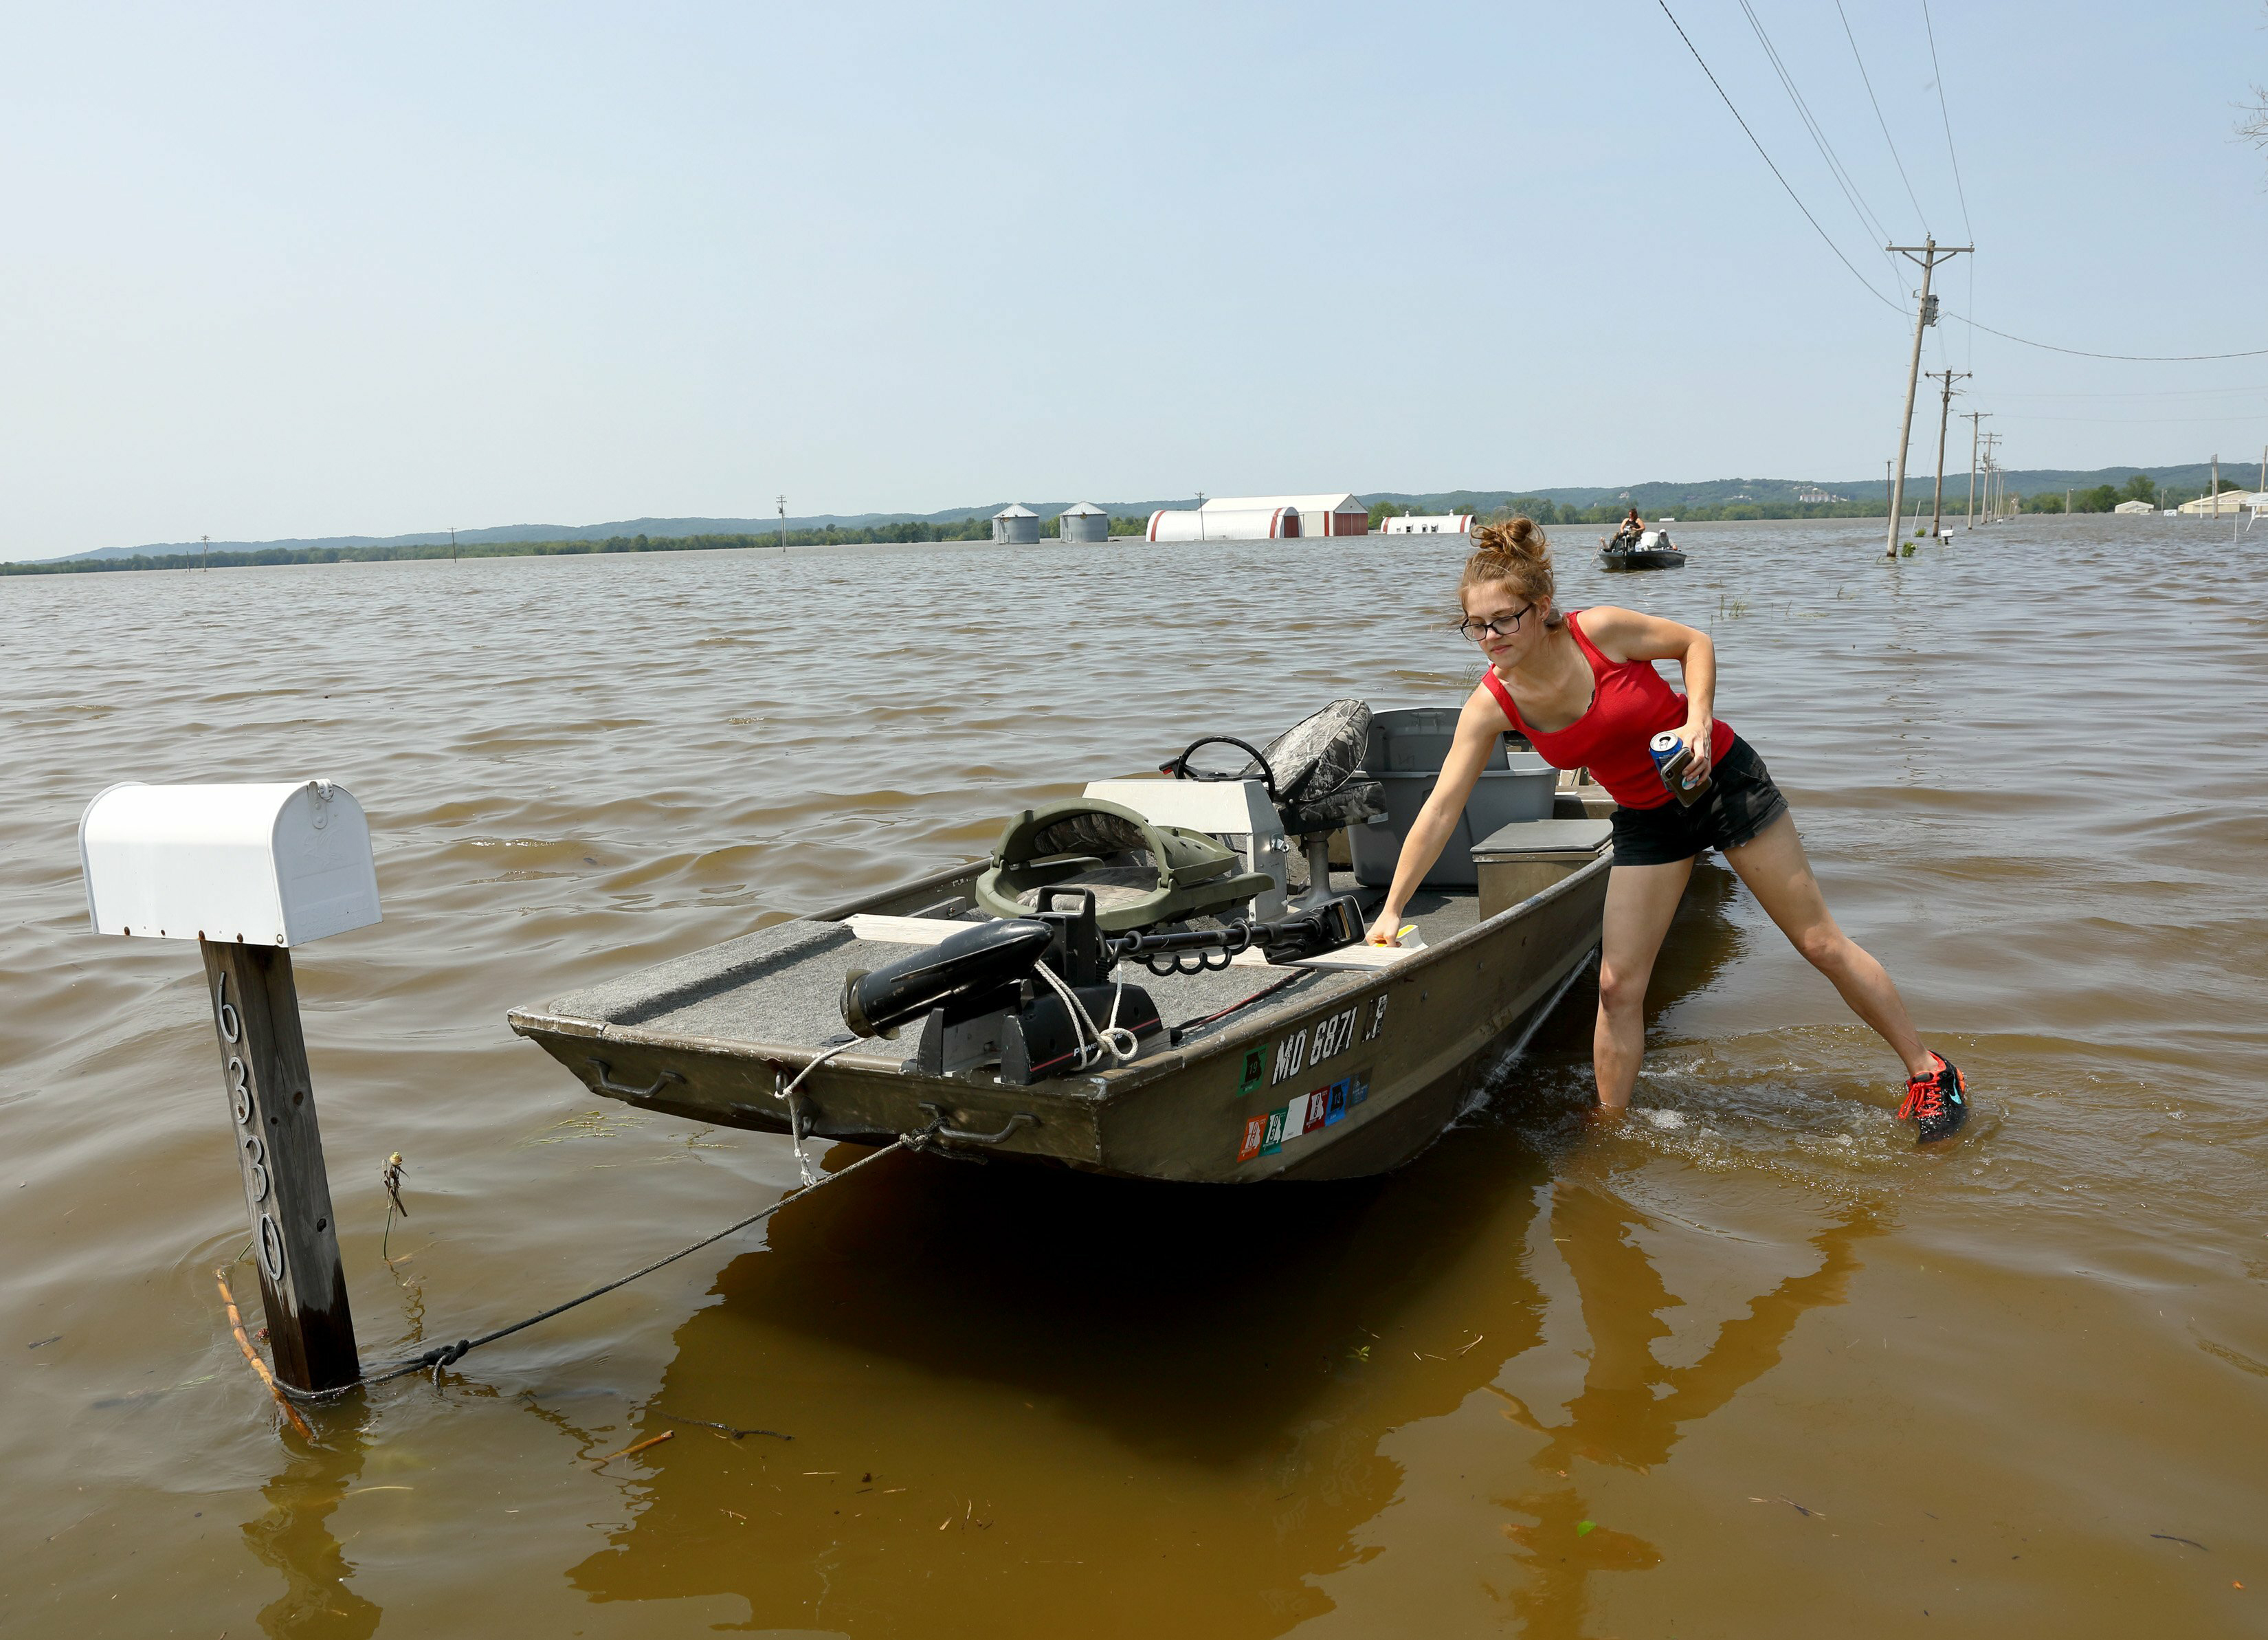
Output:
top-left (838, 887), bottom-right (1368, 1086)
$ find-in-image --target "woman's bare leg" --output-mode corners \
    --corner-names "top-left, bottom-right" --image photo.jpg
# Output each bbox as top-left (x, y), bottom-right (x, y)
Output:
top-left (1594, 857), bottom-right (1695, 1108)
top-left (1720, 812), bottom-right (1932, 1078)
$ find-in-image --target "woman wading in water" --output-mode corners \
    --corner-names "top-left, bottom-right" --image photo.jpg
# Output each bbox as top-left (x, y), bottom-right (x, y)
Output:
top-left (1365, 518), bottom-right (1968, 1142)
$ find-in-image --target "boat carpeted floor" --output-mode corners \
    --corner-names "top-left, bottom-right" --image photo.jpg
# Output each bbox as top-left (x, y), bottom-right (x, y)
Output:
top-left (544, 874), bottom-right (1482, 1056)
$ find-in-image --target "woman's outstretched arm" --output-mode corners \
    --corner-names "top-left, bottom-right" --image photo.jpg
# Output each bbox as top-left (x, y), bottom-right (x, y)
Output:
top-left (1364, 689), bottom-right (1511, 944)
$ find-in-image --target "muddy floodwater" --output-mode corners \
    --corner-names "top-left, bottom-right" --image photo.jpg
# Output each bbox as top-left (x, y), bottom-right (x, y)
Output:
top-left (4, 516), bottom-right (2265, 1637)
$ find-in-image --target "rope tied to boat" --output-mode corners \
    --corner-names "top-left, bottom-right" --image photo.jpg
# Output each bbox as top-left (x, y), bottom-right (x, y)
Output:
top-left (1029, 962), bottom-right (1140, 1070)
top-left (280, 1120), bottom-right (938, 1404)
top-left (770, 1036), bottom-right (873, 1184)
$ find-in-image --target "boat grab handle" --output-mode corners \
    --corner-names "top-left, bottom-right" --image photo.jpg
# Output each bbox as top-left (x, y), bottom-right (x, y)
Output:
top-left (918, 1104), bottom-right (1037, 1146)
top-left (586, 1058), bottom-right (685, 1099)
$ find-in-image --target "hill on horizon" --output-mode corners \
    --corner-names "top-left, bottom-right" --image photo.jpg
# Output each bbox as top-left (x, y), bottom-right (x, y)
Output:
top-left (12, 461), bottom-right (2241, 563)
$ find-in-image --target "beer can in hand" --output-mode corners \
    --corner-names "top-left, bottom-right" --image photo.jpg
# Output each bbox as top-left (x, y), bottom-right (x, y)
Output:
top-left (1649, 730), bottom-right (1711, 807)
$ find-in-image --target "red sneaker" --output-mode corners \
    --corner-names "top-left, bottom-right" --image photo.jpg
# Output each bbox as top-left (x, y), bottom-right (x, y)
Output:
top-left (1898, 1054), bottom-right (1970, 1144)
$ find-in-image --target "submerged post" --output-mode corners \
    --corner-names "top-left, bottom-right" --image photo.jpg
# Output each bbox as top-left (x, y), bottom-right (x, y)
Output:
top-left (201, 939), bottom-right (358, 1390)
top-left (80, 779), bottom-right (383, 1396)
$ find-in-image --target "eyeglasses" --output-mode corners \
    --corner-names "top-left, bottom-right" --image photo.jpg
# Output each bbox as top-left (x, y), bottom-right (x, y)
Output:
top-left (1456, 603), bottom-right (1535, 642)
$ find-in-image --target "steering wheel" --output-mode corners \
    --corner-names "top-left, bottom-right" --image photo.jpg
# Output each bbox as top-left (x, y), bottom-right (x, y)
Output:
top-left (1159, 735), bottom-right (1283, 804)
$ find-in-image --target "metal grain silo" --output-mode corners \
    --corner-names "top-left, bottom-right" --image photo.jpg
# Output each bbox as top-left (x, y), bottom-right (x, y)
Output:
top-left (991, 504), bottom-right (1040, 545)
top-left (1058, 502), bottom-right (1108, 543)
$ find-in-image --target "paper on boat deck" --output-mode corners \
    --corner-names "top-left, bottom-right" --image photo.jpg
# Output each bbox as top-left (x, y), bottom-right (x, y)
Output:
top-left (1229, 941), bottom-right (1418, 973)
top-left (842, 913), bottom-right (968, 946)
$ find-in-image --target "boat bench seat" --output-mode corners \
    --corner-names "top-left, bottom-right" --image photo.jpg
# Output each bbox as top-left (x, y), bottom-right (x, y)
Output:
top-left (1471, 817), bottom-right (1614, 921)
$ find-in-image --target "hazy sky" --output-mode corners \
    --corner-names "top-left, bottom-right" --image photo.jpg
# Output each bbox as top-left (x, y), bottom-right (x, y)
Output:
top-left (5, 2), bottom-right (2266, 553)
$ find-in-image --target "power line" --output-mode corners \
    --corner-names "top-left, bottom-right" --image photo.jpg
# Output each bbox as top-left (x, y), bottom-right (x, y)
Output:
top-left (1832, 0), bottom-right (1930, 234)
top-left (1982, 382), bottom-right (2268, 399)
top-left (1948, 314), bottom-right (2268, 361)
top-left (1918, 0), bottom-right (1976, 372)
top-left (1977, 411), bottom-right (2268, 425)
top-left (1733, 0), bottom-right (1898, 270)
top-left (1919, 0), bottom-right (1972, 243)
top-left (1654, 0), bottom-right (1903, 313)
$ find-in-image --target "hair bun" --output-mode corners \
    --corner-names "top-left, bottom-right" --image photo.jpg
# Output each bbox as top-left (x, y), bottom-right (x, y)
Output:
top-left (1460, 513), bottom-right (1559, 618)
top-left (1470, 514), bottom-right (1549, 561)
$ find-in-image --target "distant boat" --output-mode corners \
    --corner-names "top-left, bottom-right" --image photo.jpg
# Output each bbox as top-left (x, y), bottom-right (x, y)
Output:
top-left (1598, 529), bottom-right (1686, 573)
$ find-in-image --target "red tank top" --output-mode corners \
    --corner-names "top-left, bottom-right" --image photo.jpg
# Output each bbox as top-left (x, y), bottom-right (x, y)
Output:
top-left (1478, 610), bottom-right (1735, 810)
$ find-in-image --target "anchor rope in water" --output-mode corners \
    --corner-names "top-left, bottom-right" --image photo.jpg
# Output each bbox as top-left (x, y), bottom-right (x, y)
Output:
top-left (281, 1121), bottom-right (939, 1404)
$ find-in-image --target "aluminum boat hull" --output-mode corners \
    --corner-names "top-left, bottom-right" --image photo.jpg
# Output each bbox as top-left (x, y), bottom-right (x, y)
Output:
top-left (508, 850), bottom-right (1608, 1184)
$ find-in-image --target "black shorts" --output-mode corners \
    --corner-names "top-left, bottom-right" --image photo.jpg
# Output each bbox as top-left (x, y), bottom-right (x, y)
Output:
top-left (1609, 735), bottom-right (1790, 867)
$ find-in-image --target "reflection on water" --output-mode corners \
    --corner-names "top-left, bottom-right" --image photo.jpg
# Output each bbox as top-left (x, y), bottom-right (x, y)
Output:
top-left (1493, 1190), bottom-right (1880, 1639)
top-left (564, 856), bottom-right (1759, 1634)
top-left (8, 519), bottom-right (2268, 1637)
top-left (568, 1148), bottom-right (1551, 1632)
top-left (242, 1419), bottom-right (379, 1639)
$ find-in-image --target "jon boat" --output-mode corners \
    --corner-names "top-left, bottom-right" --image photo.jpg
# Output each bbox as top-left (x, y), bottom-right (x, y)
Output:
top-left (1599, 528), bottom-right (1686, 572)
top-left (509, 703), bottom-right (1616, 1182)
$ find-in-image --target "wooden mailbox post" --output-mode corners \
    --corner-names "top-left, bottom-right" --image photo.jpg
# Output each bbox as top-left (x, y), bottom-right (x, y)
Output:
top-left (80, 779), bottom-right (381, 1395)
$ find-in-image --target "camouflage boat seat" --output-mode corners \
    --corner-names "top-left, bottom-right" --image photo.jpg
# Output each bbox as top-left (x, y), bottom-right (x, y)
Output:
top-left (973, 797), bottom-right (1277, 932)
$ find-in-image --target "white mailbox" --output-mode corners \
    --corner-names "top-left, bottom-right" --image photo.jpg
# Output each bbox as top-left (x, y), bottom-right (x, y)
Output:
top-left (80, 780), bottom-right (381, 946)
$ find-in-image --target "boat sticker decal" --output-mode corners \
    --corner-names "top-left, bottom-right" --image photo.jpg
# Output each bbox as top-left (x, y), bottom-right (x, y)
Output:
top-left (1270, 1030), bottom-right (1309, 1085)
top-left (1362, 994), bottom-right (1389, 1042)
top-left (1238, 1047), bottom-right (1265, 1096)
top-left (1310, 1006), bottom-right (1359, 1066)
top-left (1326, 1078), bottom-right (1350, 1125)
top-left (1291, 1090), bottom-right (1322, 1138)
top-left (1348, 1069), bottom-right (1371, 1107)
top-left (1238, 1114), bottom-right (1267, 1162)
top-left (1260, 1107), bottom-right (1288, 1155)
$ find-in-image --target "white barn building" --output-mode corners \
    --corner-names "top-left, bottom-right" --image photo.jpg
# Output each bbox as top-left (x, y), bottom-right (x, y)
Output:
top-left (1146, 505), bottom-right (1301, 542)
top-left (1201, 493), bottom-right (1370, 536)
top-left (1381, 514), bottom-right (1472, 535)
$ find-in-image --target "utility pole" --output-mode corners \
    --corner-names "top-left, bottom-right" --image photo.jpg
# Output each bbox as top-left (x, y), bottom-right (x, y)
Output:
top-left (201, 533), bottom-right (210, 573)
top-left (1885, 239), bottom-right (1972, 557)
top-left (449, 526), bottom-right (456, 564)
top-left (1962, 412), bottom-right (1988, 529)
top-left (777, 495), bottom-right (787, 553)
top-left (1924, 370), bottom-right (1969, 538)
top-left (2212, 453), bottom-right (2221, 521)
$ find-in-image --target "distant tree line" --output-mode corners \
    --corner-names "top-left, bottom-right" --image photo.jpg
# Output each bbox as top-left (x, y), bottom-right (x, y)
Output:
top-left (1441, 497), bottom-right (1893, 529)
top-left (1, 513), bottom-right (1198, 573)
top-left (2023, 475), bottom-right (2157, 513)
top-left (1, 521), bottom-right (1013, 575)
top-left (2021, 474), bottom-right (2252, 513)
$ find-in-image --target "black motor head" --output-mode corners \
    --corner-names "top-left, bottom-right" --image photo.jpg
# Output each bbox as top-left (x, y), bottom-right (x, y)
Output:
top-left (840, 918), bottom-right (1053, 1039)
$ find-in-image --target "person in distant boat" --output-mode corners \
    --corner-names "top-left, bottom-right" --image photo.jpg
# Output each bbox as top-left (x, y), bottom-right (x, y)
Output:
top-left (1618, 506), bottom-right (1644, 541)
top-left (1363, 516), bottom-right (1969, 1143)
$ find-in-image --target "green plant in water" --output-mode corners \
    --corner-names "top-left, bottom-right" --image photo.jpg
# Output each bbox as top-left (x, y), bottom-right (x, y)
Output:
top-left (1899, 541), bottom-right (1917, 557)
